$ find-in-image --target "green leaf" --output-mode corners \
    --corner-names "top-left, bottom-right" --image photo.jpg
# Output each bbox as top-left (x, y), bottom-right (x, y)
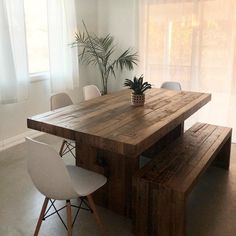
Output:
top-left (123, 75), bottom-right (152, 94)
top-left (72, 21), bottom-right (139, 94)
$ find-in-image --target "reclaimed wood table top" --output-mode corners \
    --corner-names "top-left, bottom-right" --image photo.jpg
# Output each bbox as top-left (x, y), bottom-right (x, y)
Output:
top-left (27, 88), bottom-right (211, 156)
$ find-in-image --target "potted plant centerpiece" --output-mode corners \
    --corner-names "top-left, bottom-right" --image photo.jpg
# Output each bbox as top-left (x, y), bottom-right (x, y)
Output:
top-left (124, 75), bottom-right (152, 106)
top-left (72, 21), bottom-right (138, 95)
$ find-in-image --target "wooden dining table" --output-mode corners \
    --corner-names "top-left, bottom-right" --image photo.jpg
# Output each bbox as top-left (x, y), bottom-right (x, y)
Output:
top-left (27, 88), bottom-right (211, 217)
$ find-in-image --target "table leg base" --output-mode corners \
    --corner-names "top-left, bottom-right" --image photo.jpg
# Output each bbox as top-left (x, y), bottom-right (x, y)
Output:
top-left (76, 144), bottom-right (139, 217)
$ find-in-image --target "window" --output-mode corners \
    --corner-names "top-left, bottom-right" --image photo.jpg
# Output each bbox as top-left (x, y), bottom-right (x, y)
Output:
top-left (139, 0), bottom-right (236, 142)
top-left (1, 0), bottom-right (77, 104)
top-left (140, 1), bottom-right (234, 91)
top-left (24, 0), bottom-right (49, 77)
top-left (143, 2), bottom-right (195, 85)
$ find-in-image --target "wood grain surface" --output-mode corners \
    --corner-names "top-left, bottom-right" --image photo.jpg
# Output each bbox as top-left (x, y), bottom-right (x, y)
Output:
top-left (134, 123), bottom-right (232, 236)
top-left (27, 88), bottom-right (211, 156)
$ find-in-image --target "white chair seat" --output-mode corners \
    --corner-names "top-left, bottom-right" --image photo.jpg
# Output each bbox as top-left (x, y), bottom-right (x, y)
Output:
top-left (161, 81), bottom-right (182, 91)
top-left (50, 93), bottom-right (76, 159)
top-left (67, 165), bottom-right (107, 197)
top-left (83, 85), bottom-right (101, 101)
top-left (50, 93), bottom-right (73, 110)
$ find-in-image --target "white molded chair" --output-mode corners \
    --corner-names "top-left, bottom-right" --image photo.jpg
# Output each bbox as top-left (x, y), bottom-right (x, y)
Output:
top-left (83, 85), bottom-right (101, 101)
top-left (50, 93), bottom-right (75, 158)
top-left (50, 93), bottom-right (73, 110)
top-left (26, 137), bottom-right (107, 236)
top-left (160, 81), bottom-right (182, 91)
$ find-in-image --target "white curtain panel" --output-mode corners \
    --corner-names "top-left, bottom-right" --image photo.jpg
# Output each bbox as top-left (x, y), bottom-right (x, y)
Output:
top-left (48, 0), bottom-right (79, 93)
top-left (139, 0), bottom-right (236, 141)
top-left (0, 0), bottom-right (29, 104)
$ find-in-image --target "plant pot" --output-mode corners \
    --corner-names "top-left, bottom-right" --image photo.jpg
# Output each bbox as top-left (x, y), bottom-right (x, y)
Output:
top-left (131, 93), bottom-right (145, 106)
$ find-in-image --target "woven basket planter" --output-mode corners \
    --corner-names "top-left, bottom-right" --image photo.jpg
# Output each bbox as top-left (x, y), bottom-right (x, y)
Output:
top-left (131, 93), bottom-right (145, 106)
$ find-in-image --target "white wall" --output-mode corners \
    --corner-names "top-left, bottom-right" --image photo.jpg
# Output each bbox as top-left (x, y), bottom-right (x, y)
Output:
top-left (74, 0), bottom-right (100, 99)
top-left (97, 0), bottom-right (138, 92)
top-left (0, 0), bottom-right (99, 149)
top-left (0, 80), bottom-right (51, 148)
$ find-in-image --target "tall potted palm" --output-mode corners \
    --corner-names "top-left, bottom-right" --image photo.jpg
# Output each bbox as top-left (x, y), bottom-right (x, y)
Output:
top-left (72, 21), bottom-right (138, 94)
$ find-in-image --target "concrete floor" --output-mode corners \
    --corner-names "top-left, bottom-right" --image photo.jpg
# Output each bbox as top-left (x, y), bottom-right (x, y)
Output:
top-left (0, 134), bottom-right (236, 236)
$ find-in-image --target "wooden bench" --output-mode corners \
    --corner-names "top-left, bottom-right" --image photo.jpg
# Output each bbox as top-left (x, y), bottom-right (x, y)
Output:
top-left (134, 122), bottom-right (232, 236)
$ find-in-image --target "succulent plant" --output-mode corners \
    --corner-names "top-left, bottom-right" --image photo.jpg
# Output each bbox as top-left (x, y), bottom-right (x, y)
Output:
top-left (124, 75), bottom-right (152, 95)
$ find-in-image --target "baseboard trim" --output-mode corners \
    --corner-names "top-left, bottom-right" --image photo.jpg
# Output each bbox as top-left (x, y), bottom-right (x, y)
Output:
top-left (0, 130), bottom-right (43, 152)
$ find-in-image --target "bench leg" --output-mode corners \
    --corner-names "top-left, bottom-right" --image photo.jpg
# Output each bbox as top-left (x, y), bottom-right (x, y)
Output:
top-left (213, 136), bottom-right (231, 170)
top-left (135, 181), bottom-right (186, 236)
top-left (134, 180), bottom-right (149, 235)
top-left (152, 187), bottom-right (186, 236)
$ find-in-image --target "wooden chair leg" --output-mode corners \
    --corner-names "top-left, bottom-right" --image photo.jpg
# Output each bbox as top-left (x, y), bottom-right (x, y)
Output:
top-left (87, 195), bottom-right (107, 235)
top-left (59, 140), bottom-right (67, 157)
top-left (34, 197), bottom-right (49, 236)
top-left (66, 200), bottom-right (72, 236)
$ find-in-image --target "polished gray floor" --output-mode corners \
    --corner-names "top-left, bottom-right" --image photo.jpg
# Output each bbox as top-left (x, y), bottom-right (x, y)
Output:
top-left (0, 134), bottom-right (236, 236)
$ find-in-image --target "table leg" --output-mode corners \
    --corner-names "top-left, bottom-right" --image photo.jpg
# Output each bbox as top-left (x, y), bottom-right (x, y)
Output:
top-left (142, 122), bottom-right (184, 158)
top-left (213, 135), bottom-right (231, 170)
top-left (75, 123), bottom-right (184, 217)
top-left (76, 143), bottom-right (139, 217)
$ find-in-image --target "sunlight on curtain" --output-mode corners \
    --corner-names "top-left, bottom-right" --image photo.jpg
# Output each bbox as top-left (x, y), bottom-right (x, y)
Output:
top-left (48, 0), bottom-right (79, 93)
top-left (0, 0), bottom-right (29, 104)
top-left (139, 0), bottom-right (236, 141)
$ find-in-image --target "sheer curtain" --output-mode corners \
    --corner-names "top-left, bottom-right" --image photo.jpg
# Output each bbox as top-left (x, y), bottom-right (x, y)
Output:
top-left (139, 0), bottom-right (236, 141)
top-left (48, 0), bottom-right (79, 93)
top-left (0, 0), bottom-right (29, 104)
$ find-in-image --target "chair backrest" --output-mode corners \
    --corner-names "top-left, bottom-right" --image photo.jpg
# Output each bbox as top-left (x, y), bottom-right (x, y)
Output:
top-left (50, 93), bottom-right (73, 110)
top-left (26, 137), bottom-right (78, 200)
top-left (83, 85), bottom-right (101, 101)
top-left (161, 81), bottom-right (182, 91)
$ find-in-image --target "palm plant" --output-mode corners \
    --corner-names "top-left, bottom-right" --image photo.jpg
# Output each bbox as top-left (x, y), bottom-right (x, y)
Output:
top-left (124, 75), bottom-right (152, 95)
top-left (72, 21), bottom-right (138, 94)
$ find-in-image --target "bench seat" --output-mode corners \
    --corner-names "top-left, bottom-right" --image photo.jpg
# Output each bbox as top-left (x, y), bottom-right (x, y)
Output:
top-left (134, 122), bottom-right (232, 236)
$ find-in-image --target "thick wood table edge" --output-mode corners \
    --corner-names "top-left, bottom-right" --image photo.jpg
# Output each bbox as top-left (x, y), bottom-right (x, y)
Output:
top-left (27, 91), bottom-right (212, 157)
